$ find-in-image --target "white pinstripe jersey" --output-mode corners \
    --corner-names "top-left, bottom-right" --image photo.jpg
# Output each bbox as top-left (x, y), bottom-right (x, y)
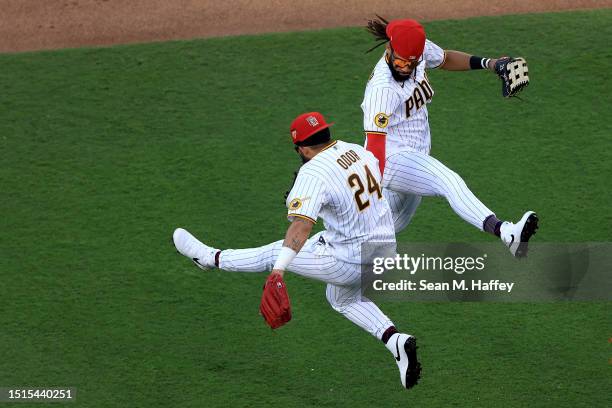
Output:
top-left (286, 140), bottom-right (395, 264)
top-left (361, 39), bottom-right (446, 156)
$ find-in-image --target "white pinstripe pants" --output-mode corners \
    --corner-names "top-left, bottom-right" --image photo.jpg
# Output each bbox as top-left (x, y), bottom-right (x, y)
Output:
top-left (219, 231), bottom-right (394, 339)
top-left (383, 151), bottom-right (494, 233)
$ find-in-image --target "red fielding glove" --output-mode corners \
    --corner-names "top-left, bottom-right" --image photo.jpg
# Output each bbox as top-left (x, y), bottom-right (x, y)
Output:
top-left (260, 273), bottom-right (292, 329)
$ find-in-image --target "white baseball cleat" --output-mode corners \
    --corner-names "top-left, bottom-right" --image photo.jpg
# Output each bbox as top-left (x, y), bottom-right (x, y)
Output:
top-left (172, 228), bottom-right (218, 270)
top-left (499, 211), bottom-right (539, 257)
top-left (387, 333), bottom-right (422, 390)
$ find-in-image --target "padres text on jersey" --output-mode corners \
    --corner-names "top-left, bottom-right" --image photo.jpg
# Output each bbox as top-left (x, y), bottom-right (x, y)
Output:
top-left (361, 39), bottom-right (445, 155)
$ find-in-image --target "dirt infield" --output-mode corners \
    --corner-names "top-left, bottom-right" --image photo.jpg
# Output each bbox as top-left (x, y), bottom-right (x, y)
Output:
top-left (1, 0), bottom-right (610, 52)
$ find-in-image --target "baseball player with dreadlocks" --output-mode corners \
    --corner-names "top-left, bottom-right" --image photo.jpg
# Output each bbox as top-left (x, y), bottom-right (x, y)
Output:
top-left (362, 17), bottom-right (537, 257)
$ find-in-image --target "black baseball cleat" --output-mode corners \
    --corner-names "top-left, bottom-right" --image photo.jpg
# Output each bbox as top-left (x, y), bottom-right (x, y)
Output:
top-left (500, 211), bottom-right (539, 257)
top-left (389, 333), bottom-right (422, 390)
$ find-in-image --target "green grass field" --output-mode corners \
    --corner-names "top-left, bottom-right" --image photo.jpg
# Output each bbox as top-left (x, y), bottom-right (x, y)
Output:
top-left (1, 9), bottom-right (611, 407)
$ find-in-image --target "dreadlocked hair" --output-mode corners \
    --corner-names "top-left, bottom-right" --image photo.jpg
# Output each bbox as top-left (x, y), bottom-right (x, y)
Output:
top-left (365, 15), bottom-right (390, 53)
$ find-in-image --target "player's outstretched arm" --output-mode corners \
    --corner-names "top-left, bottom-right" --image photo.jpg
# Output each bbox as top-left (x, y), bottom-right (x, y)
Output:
top-left (440, 51), bottom-right (529, 97)
top-left (440, 50), bottom-right (499, 72)
top-left (271, 217), bottom-right (314, 277)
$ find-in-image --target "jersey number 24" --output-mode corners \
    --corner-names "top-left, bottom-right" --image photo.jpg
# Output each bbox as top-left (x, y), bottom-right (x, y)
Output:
top-left (348, 165), bottom-right (382, 211)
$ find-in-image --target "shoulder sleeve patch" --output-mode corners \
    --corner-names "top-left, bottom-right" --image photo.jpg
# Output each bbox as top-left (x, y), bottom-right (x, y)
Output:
top-left (374, 112), bottom-right (390, 128)
top-left (288, 198), bottom-right (302, 211)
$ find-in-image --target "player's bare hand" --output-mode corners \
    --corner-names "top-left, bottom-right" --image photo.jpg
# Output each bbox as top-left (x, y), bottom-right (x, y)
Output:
top-left (271, 269), bottom-right (285, 278)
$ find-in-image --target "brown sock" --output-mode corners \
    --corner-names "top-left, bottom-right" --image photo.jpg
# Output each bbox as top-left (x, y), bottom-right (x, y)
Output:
top-left (483, 214), bottom-right (503, 237)
top-left (382, 326), bottom-right (398, 344)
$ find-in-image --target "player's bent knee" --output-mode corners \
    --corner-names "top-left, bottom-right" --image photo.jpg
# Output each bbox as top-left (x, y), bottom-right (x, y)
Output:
top-left (328, 302), bottom-right (346, 314)
top-left (326, 288), bottom-right (359, 314)
top-left (325, 287), bottom-right (345, 312)
top-left (439, 169), bottom-right (468, 195)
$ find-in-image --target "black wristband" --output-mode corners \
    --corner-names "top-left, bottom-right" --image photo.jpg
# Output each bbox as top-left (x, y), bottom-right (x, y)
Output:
top-left (469, 55), bottom-right (491, 70)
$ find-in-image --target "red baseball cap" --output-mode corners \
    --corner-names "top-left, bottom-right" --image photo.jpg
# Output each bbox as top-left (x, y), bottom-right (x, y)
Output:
top-left (386, 19), bottom-right (426, 60)
top-left (290, 112), bottom-right (334, 144)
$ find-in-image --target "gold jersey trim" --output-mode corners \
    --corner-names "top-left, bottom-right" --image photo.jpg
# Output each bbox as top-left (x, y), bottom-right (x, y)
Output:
top-left (288, 213), bottom-right (317, 224)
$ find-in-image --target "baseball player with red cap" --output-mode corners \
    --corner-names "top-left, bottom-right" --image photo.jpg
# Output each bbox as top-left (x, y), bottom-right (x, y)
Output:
top-left (173, 112), bottom-right (422, 390)
top-left (363, 17), bottom-right (538, 257)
